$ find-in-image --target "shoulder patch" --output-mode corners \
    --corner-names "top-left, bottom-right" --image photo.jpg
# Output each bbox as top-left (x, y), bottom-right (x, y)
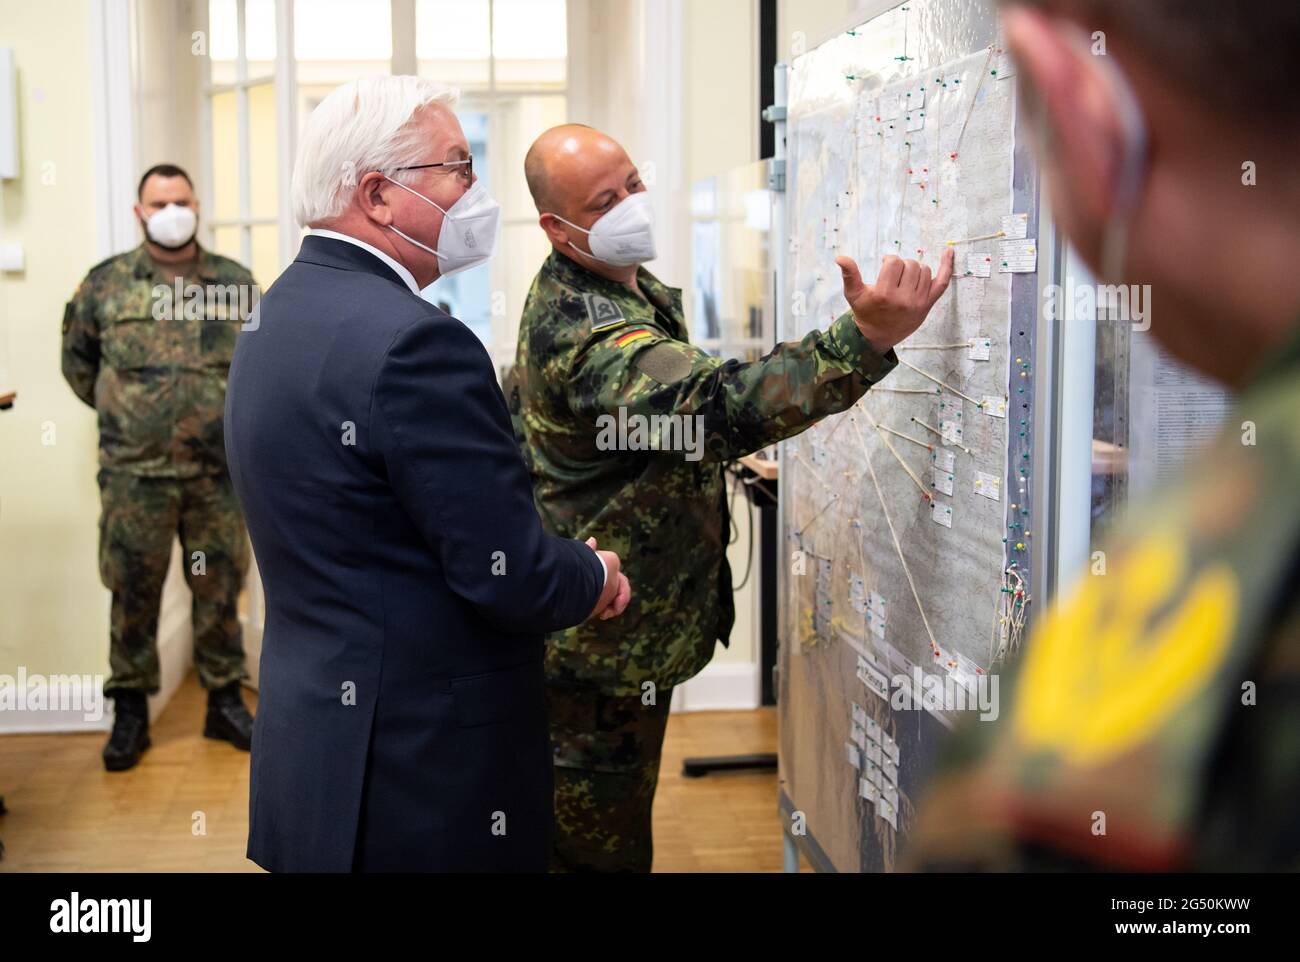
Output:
top-left (584, 293), bottom-right (626, 332)
top-left (634, 341), bottom-right (695, 385)
top-left (615, 328), bottom-right (655, 349)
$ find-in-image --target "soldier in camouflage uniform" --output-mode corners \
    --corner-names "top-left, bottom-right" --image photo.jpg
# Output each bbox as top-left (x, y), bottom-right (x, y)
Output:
top-left (906, 1), bottom-right (1300, 871)
top-left (511, 125), bottom-right (954, 871)
top-left (62, 164), bottom-right (258, 771)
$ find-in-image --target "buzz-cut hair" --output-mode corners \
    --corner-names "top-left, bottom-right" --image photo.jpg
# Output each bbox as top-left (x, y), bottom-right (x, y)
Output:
top-left (1001, 0), bottom-right (1300, 121)
top-left (137, 164), bottom-right (194, 199)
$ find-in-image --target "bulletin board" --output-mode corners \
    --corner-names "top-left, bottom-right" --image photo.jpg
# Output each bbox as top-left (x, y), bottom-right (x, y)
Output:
top-left (776, 0), bottom-right (1043, 872)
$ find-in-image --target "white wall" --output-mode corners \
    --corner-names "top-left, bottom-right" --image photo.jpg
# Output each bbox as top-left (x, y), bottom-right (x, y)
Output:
top-left (133, 0), bottom-right (206, 179)
top-left (0, 0), bottom-right (210, 733)
top-left (0, 2), bottom-right (106, 728)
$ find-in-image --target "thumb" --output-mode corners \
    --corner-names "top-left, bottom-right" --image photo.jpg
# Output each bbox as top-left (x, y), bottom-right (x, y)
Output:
top-left (836, 255), bottom-right (867, 303)
top-left (927, 248), bottom-right (955, 306)
top-left (585, 537), bottom-right (598, 550)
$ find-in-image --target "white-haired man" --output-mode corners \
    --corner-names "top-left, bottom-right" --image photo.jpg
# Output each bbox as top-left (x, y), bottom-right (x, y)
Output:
top-left (224, 76), bottom-right (630, 872)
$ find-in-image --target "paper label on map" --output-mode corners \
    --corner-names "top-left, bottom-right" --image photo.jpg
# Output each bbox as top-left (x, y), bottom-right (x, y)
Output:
top-left (998, 238), bottom-right (1037, 273)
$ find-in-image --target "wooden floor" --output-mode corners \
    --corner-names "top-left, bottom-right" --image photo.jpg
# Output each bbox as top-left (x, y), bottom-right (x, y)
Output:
top-left (0, 673), bottom-right (784, 872)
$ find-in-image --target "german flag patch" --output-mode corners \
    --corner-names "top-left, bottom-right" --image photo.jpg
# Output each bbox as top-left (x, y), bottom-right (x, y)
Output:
top-left (615, 329), bottom-right (655, 349)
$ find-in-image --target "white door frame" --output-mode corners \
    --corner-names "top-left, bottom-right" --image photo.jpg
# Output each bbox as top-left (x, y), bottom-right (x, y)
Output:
top-left (89, 0), bottom-right (138, 258)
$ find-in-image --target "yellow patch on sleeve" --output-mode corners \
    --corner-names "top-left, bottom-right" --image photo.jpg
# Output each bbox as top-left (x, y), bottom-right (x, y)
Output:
top-left (1012, 531), bottom-right (1238, 766)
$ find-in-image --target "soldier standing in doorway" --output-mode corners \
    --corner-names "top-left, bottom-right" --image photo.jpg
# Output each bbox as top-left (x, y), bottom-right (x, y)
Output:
top-left (62, 164), bottom-right (258, 771)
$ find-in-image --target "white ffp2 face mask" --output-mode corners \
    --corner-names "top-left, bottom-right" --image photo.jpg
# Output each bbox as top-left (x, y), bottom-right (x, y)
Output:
top-left (144, 203), bottom-right (198, 250)
top-left (385, 176), bottom-right (501, 278)
top-left (553, 191), bottom-right (657, 267)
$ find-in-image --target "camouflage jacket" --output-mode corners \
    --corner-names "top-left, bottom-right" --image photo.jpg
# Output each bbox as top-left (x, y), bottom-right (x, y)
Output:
top-left (908, 322), bottom-right (1300, 871)
top-left (510, 248), bottom-right (898, 695)
top-left (62, 243), bottom-right (257, 478)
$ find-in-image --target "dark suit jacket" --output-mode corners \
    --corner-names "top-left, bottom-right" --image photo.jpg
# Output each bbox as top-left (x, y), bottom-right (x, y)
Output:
top-left (224, 235), bottom-right (605, 872)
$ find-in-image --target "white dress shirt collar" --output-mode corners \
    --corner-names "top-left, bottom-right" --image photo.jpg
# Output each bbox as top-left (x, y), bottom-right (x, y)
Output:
top-left (308, 228), bottom-right (422, 296)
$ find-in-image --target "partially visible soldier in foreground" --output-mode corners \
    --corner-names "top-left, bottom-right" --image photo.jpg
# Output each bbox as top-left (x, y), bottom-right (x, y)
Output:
top-left (62, 164), bottom-right (259, 771)
top-left (908, 1), bottom-right (1300, 870)
top-left (512, 124), bottom-right (954, 871)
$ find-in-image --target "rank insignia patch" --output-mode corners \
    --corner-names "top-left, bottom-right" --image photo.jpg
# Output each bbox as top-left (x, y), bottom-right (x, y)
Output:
top-left (584, 293), bottom-right (626, 332)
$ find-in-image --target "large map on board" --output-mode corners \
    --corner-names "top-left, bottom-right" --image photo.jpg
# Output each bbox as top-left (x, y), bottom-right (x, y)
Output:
top-left (777, 2), bottom-right (1039, 872)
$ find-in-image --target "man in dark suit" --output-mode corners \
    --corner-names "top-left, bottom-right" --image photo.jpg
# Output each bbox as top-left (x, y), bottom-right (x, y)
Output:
top-left (224, 76), bottom-right (630, 872)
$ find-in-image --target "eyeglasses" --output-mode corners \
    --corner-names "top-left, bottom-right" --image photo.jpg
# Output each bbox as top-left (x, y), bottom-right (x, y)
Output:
top-left (390, 157), bottom-right (473, 185)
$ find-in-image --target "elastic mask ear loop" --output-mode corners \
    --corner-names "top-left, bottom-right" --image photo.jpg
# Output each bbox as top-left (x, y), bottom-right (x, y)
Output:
top-left (546, 211), bottom-right (607, 265)
top-left (385, 175), bottom-right (450, 260)
top-left (1092, 53), bottom-right (1149, 283)
top-left (566, 242), bottom-right (608, 265)
top-left (386, 175), bottom-right (454, 216)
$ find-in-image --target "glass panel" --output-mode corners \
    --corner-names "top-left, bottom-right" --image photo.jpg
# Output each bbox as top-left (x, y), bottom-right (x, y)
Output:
top-left (1089, 276), bottom-right (1233, 543)
top-left (295, 0), bottom-right (391, 60)
top-left (457, 109), bottom-right (490, 195)
top-left (488, 223), bottom-right (555, 371)
top-left (416, 0), bottom-right (491, 90)
top-left (210, 0), bottom-right (276, 84)
top-left (248, 83), bottom-right (279, 219)
top-left (494, 94), bottom-right (566, 219)
top-left (422, 259), bottom-right (493, 351)
top-left (492, 0), bottom-right (567, 90)
top-left (689, 163), bottom-right (773, 353)
top-left (1090, 267), bottom-right (1128, 536)
top-left (213, 226), bottom-right (244, 263)
top-left (210, 90), bottom-right (241, 222)
top-left (250, 224), bottom-right (281, 287)
top-left (295, 0), bottom-right (394, 138)
top-left (245, 0), bottom-right (278, 81)
top-left (209, 0), bottom-right (238, 85)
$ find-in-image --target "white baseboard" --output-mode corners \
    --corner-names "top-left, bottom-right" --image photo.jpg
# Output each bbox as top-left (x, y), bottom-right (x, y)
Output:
top-left (0, 672), bottom-right (109, 733)
top-left (0, 541), bottom-right (194, 734)
top-left (3, 655), bottom-right (760, 729)
top-left (670, 660), bottom-right (760, 713)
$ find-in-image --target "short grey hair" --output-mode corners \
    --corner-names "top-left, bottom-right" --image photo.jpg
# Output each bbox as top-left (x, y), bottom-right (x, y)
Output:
top-left (291, 75), bottom-right (460, 227)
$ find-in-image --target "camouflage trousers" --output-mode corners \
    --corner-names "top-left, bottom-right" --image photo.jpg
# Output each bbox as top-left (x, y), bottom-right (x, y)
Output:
top-left (545, 681), bottom-right (674, 873)
top-left (97, 469), bottom-right (250, 697)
